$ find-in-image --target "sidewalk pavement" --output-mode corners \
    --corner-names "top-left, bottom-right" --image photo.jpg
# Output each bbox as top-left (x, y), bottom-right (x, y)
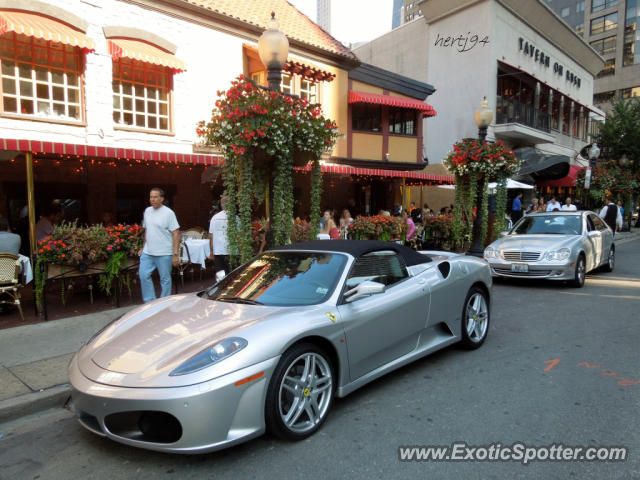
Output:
top-left (2, 228), bottom-right (640, 426)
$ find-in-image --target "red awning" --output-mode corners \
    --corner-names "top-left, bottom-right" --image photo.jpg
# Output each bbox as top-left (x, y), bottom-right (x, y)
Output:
top-left (348, 90), bottom-right (437, 117)
top-left (537, 165), bottom-right (584, 187)
top-left (0, 10), bottom-right (94, 51)
top-left (108, 39), bottom-right (186, 72)
top-left (0, 138), bottom-right (221, 165)
top-left (295, 163), bottom-right (454, 184)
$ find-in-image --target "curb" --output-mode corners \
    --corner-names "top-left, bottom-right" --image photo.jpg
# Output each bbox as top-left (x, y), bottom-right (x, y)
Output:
top-left (0, 384), bottom-right (71, 425)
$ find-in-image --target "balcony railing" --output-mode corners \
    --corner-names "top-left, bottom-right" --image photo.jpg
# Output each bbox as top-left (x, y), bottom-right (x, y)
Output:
top-left (496, 96), bottom-right (550, 133)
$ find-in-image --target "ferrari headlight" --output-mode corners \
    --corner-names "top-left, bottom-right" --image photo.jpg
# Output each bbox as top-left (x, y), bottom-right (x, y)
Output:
top-left (544, 248), bottom-right (571, 261)
top-left (169, 337), bottom-right (248, 376)
top-left (484, 246), bottom-right (501, 259)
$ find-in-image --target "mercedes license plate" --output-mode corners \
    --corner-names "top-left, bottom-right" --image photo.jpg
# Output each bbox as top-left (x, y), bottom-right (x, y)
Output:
top-left (511, 263), bottom-right (528, 273)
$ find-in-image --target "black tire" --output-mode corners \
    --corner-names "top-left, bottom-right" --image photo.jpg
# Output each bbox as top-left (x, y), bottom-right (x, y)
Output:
top-left (570, 254), bottom-right (586, 288)
top-left (460, 286), bottom-right (490, 350)
top-left (265, 343), bottom-right (334, 441)
top-left (602, 246), bottom-right (615, 272)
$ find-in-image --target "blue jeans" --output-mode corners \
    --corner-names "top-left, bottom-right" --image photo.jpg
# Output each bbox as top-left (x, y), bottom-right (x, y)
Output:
top-left (139, 253), bottom-right (173, 303)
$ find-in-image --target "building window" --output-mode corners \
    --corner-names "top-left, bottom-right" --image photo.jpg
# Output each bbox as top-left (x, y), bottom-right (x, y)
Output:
top-left (352, 104), bottom-right (381, 132)
top-left (112, 59), bottom-right (171, 131)
top-left (0, 33), bottom-right (82, 121)
top-left (590, 36), bottom-right (617, 55)
top-left (592, 0), bottom-right (618, 13)
top-left (576, 1), bottom-right (585, 12)
top-left (300, 79), bottom-right (317, 103)
top-left (591, 12), bottom-right (618, 34)
top-left (575, 23), bottom-right (584, 35)
top-left (280, 73), bottom-right (293, 94)
top-left (561, 7), bottom-right (570, 17)
top-left (624, 3), bottom-right (640, 65)
top-left (389, 108), bottom-right (416, 136)
top-left (593, 90), bottom-right (616, 104)
top-left (621, 86), bottom-right (640, 98)
top-left (597, 58), bottom-right (616, 77)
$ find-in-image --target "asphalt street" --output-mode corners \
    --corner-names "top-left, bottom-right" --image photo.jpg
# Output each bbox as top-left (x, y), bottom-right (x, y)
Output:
top-left (0, 239), bottom-right (639, 480)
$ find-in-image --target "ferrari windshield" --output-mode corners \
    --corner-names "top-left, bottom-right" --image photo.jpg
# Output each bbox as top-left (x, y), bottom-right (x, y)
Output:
top-left (205, 251), bottom-right (347, 306)
top-left (512, 215), bottom-right (582, 235)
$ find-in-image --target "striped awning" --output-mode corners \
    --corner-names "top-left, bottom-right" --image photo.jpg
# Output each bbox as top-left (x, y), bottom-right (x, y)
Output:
top-left (0, 10), bottom-right (94, 51)
top-left (108, 38), bottom-right (186, 72)
top-left (0, 138), bottom-right (221, 165)
top-left (295, 163), bottom-right (454, 184)
top-left (349, 90), bottom-right (437, 117)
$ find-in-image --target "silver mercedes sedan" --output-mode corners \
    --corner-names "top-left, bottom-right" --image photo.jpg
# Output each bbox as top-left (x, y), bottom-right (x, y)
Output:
top-left (69, 240), bottom-right (491, 454)
top-left (484, 211), bottom-right (615, 287)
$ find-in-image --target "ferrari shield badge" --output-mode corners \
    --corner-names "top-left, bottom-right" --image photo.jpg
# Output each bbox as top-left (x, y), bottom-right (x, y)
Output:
top-left (326, 312), bottom-right (337, 323)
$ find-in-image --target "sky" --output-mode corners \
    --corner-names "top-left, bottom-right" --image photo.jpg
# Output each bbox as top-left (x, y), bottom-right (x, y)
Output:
top-left (288, 0), bottom-right (394, 47)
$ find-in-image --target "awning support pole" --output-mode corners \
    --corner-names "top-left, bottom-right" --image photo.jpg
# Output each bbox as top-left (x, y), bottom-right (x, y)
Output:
top-left (26, 152), bottom-right (36, 260)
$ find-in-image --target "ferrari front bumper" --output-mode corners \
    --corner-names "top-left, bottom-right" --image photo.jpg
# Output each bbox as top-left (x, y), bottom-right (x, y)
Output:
top-left (68, 353), bottom-right (279, 454)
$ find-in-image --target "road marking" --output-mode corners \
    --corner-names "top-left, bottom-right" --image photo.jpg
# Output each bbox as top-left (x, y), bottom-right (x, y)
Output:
top-left (543, 358), bottom-right (560, 371)
top-left (547, 360), bottom-right (639, 386)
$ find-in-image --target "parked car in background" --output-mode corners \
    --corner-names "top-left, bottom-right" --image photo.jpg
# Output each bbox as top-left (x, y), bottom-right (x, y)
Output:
top-left (69, 240), bottom-right (491, 454)
top-left (484, 211), bottom-right (614, 287)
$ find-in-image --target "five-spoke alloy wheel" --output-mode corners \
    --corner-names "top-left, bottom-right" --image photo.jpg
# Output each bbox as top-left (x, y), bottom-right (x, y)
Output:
top-left (460, 286), bottom-right (490, 349)
top-left (571, 254), bottom-right (586, 288)
top-left (266, 343), bottom-right (334, 440)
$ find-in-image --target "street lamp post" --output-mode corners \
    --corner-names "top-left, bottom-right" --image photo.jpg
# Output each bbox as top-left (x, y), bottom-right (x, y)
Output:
top-left (258, 12), bottom-right (289, 91)
top-left (468, 97), bottom-right (494, 258)
top-left (258, 12), bottom-right (288, 247)
top-left (618, 154), bottom-right (631, 230)
top-left (583, 143), bottom-right (599, 208)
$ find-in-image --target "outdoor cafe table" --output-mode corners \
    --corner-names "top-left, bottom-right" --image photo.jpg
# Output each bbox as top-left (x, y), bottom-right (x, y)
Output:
top-left (183, 239), bottom-right (211, 268)
top-left (18, 253), bottom-right (33, 284)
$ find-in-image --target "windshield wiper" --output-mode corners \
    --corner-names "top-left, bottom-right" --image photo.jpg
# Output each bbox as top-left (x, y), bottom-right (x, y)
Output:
top-left (216, 297), bottom-right (264, 305)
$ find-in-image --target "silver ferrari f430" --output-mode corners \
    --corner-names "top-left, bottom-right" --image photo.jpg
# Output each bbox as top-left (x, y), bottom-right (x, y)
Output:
top-left (69, 240), bottom-right (492, 454)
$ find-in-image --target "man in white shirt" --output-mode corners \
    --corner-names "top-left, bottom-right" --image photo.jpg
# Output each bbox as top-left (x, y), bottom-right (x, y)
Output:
top-left (599, 197), bottom-right (623, 236)
top-left (546, 196), bottom-right (562, 211)
top-left (561, 197), bottom-right (577, 211)
top-left (209, 195), bottom-right (230, 280)
top-left (138, 188), bottom-right (180, 302)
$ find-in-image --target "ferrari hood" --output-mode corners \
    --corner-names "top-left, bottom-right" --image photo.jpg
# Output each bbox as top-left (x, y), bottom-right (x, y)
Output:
top-left (78, 294), bottom-right (291, 386)
top-left (493, 234), bottom-right (576, 251)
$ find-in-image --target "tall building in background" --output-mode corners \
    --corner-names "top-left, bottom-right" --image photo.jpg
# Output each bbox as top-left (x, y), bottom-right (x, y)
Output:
top-left (545, 0), bottom-right (640, 110)
top-left (403, 1), bottom-right (423, 24)
top-left (392, 0), bottom-right (403, 28)
top-left (317, 0), bottom-right (331, 33)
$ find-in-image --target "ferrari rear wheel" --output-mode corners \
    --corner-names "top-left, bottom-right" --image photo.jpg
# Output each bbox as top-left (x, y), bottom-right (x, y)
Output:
top-left (570, 254), bottom-right (586, 288)
top-left (265, 343), bottom-right (334, 441)
top-left (460, 286), bottom-right (489, 350)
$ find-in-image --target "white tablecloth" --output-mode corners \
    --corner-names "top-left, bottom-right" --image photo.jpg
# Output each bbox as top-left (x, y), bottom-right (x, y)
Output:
top-left (183, 239), bottom-right (211, 268)
top-left (18, 254), bottom-right (33, 284)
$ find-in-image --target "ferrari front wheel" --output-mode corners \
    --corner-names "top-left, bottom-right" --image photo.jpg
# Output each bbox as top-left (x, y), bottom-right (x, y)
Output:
top-left (265, 343), bottom-right (334, 441)
top-left (460, 286), bottom-right (489, 349)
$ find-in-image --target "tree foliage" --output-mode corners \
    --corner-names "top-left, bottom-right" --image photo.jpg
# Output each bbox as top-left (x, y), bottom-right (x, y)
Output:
top-left (596, 98), bottom-right (640, 174)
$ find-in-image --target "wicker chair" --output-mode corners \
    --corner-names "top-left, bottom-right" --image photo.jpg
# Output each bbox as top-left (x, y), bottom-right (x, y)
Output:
top-left (174, 237), bottom-right (193, 287)
top-left (0, 253), bottom-right (24, 321)
top-left (182, 229), bottom-right (204, 240)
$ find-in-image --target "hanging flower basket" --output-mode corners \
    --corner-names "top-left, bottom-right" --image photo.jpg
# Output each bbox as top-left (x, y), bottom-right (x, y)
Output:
top-left (443, 139), bottom-right (519, 181)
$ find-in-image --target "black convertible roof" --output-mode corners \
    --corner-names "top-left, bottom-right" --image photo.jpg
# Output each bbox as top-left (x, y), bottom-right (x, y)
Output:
top-left (273, 240), bottom-right (432, 266)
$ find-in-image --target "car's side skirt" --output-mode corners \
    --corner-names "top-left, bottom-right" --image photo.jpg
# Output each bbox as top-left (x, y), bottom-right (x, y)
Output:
top-left (335, 332), bottom-right (459, 398)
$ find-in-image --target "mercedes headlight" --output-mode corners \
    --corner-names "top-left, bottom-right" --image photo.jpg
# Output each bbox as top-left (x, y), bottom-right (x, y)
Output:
top-left (544, 248), bottom-right (571, 261)
top-left (484, 246), bottom-right (501, 259)
top-left (170, 337), bottom-right (248, 376)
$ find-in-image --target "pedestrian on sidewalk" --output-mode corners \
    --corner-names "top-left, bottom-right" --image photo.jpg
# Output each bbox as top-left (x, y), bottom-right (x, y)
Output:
top-left (138, 187), bottom-right (180, 302)
top-left (209, 195), bottom-right (231, 281)
top-left (599, 197), bottom-right (622, 236)
top-left (511, 192), bottom-right (523, 223)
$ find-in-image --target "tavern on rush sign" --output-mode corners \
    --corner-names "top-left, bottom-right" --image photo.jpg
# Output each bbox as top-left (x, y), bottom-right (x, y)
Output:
top-left (518, 37), bottom-right (581, 88)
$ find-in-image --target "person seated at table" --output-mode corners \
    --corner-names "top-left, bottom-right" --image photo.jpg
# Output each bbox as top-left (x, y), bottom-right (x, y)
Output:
top-left (36, 204), bottom-right (63, 242)
top-left (319, 209), bottom-right (337, 236)
top-left (0, 218), bottom-right (20, 255)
